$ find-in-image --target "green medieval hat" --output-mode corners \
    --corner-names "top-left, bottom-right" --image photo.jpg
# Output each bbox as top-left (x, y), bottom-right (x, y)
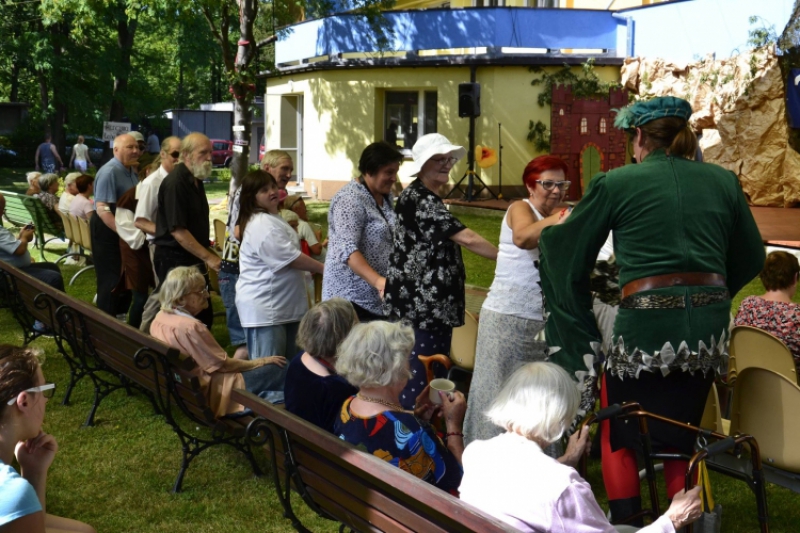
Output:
top-left (613, 96), bottom-right (693, 130)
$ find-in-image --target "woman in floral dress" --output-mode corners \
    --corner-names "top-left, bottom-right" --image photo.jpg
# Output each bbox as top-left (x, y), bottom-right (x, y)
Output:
top-left (383, 133), bottom-right (497, 409)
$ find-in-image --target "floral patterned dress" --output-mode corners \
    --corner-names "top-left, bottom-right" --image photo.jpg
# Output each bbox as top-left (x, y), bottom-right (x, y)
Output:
top-left (334, 396), bottom-right (463, 493)
top-left (735, 296), bottom-right (800, 366)
top-left (383, 178), bottom-right (467, 408)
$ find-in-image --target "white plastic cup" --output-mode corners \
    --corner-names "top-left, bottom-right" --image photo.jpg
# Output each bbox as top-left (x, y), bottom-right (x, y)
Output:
top-left (429, 378), bottom-right (455, 405)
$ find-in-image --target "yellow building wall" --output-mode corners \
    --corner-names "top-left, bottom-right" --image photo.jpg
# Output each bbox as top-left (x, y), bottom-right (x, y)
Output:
top-left (265, 64), bottom-right (620, 199)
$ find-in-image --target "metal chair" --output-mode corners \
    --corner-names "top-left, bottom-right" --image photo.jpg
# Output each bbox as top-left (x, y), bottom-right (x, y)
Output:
top-left (579, 402), bottom-right (768, 532)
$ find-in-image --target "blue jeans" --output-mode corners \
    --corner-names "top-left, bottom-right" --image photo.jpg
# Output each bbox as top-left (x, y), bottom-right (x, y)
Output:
top-left (217, 270), bottom-right (245, 346)
top-left (243, 322), bottom-right (301, 403)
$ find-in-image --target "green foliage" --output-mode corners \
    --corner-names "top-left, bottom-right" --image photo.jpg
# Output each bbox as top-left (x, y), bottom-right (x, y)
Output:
top-left (747, 15), bottom-right (778, 48)
top-left (527, 60), bottom-right (619, 151)
top-left (529, 59), bottom-right (619, 107)
top-left (526, 120), bottom-right (551, 153)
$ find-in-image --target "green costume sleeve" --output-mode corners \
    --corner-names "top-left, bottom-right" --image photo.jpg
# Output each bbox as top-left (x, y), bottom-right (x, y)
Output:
top-left (539, 174), bottom-right (612, 394)
top-left (724, 175), bottom-right (765, 296)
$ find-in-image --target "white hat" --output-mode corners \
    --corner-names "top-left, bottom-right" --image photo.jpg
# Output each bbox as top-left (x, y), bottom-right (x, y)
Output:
top-left (129, 131), bottom-right (145, 142)
top-left (407, 133), bottom-right (466, 177)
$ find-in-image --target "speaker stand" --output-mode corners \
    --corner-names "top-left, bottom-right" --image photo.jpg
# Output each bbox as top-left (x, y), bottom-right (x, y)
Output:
top-left (445, 114), bottom-right (497, 202)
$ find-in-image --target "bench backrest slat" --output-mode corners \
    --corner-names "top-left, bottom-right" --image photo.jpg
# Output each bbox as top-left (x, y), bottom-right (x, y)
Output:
top-left (233, 389), bottom-right (516, 533)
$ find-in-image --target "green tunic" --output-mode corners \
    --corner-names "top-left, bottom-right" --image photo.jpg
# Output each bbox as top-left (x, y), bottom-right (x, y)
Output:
top-left (539, 150), bottom-right (764, 412)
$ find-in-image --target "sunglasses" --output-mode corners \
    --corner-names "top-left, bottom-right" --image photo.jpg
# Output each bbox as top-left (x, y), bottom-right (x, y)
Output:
top-left (7, 383), bottom-right (56, 405)
top-left (535, 179), bottom-right (571, 191)
top-left (167, 151), bottom-right (180, 159)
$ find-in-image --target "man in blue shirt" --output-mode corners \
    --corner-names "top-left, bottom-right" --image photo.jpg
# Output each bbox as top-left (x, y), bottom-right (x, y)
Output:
top-left (90, 133), bottom-right (140, 318)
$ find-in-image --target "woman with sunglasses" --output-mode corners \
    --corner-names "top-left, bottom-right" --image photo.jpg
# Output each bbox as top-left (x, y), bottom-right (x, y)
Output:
top-left (463, 155), bottom-right (573, 446)
top-left (383, 133), bottom-right (498, 409)
top-left (539, 97), bottom-right (764, 525)
top-left (0, 344), bottom-right (95, 532)
top-left (150, 266), bottom-right (283, 417)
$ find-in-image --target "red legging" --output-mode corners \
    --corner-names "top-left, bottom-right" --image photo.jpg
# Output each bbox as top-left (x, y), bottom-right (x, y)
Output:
top-left (600, 373), bottom-right (692, 500)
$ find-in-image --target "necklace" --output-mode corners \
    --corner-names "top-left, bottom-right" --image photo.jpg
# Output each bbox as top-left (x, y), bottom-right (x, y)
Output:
top-left (356, 393), bottom-right (404, 412)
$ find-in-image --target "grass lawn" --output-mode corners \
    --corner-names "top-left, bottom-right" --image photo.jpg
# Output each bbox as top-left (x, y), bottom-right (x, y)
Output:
top-left (1, 167), bottom-right (799, 531)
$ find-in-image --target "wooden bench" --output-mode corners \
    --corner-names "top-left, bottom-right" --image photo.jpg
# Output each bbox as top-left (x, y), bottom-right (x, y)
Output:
top-left (0, 189), bottom-right (66, 260)
top-left (231, 388), bottom-right (518, 533)
top-left (0, 259), bottom-right (262, 493)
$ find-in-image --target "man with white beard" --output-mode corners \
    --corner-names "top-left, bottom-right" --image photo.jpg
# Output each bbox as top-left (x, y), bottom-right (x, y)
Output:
top-left (152, 133), bottom-right (219, 328)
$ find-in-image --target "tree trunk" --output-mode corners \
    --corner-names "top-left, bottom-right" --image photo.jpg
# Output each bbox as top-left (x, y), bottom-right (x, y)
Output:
top-left (51, 22), bottom-right (70, 158)
top-left (229, 0), bottom-right (259, 194)
top-left (105, 6), bottom-right (138, 161)
top-left (9, 60), bottom-right (20, 102)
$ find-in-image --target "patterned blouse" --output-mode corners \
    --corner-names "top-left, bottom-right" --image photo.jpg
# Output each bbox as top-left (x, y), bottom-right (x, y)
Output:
top-left (322, 180), bottom-right (396, 316)
top-left (734, 296), bottom-right (800, 364)
top-left (384, 178), bottom-right (467, 331)
top-left (334, 396), bottom-right (463, 492)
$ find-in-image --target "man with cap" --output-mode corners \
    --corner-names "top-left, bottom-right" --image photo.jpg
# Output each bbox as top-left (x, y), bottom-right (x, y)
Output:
top-left (91, 133), bottom-right (141, 318)
top-left (538, 96), bottom-right (765, 525)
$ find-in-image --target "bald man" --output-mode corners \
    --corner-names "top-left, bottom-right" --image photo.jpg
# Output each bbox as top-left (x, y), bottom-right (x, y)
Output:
top-left (91, 133), bottom-right (140, 318)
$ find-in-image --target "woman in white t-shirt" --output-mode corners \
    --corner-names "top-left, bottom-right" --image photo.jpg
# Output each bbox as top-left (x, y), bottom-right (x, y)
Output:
top-left (235, 170), bottom-right (324, 403)
top-left (69, 135), bottom-right (91, 172)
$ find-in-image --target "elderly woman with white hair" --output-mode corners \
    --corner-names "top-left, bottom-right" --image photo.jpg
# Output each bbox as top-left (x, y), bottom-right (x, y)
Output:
top-left (383, 133), bottom-right (498, 409)
top-left (284, 298), bottom-right (358, 433)
top-left (150, 266), bottom-right (285, 417)
top-left (459, 362), bottom-right (702, 533)
top-left (33, 173), bottom-right (63, 230)
top-left (334, 321), bottom-right (466, 493)
top-left (25, 171), bottom-right (42, 196)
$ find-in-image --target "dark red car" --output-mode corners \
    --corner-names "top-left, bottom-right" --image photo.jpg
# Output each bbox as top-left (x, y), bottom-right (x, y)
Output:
top-left (211, 139), bottom-right (233, 167)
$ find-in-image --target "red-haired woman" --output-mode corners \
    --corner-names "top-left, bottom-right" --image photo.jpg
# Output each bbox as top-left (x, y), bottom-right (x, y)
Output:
top-left (464, 155), bottom-right (572, 446)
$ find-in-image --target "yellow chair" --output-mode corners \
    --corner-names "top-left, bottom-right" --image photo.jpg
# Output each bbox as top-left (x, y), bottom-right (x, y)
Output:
top-left (418, 310), bottom-right (479, 390)
top-left (729, 367), bottom-right (800, 483)
top-left (729, 325), bottom-right (797, 385)
top-left (68, 215), bottom-right (95, 285)
top-left (213, 218), bottom-right (226, 253)
top-left (700, 382), bottom-right (730, 435)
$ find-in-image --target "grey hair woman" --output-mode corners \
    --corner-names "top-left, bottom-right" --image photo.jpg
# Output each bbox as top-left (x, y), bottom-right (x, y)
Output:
top-left (333, 321), bottom-right (467, 492)
top-left (459, 362), bottom-right (702, 532)
top-left (150, 266), bottom-right (284, 417)
top-left (284, 298), bottom-right (359, 433)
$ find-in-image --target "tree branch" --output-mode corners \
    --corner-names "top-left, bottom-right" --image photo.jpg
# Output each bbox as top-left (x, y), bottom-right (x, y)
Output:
top-left (256, 34), bottom-right (277, 50)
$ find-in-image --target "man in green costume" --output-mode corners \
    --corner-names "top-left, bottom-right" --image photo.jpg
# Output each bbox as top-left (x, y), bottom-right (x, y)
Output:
top-left (539, 96), bottom-right (764, 524)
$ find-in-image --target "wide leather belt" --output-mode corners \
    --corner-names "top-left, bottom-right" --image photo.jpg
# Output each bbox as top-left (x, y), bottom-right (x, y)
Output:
top-left (620, 272), bottom-right (726, 300)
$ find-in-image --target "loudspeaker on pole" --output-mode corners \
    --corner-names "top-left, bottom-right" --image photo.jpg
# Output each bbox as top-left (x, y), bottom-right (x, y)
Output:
top-left (458, 83), bottom-right (481, 118)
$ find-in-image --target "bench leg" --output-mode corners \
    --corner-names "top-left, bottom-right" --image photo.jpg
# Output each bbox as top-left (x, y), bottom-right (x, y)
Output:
top-left (69, 265), bottom-right (95, 286)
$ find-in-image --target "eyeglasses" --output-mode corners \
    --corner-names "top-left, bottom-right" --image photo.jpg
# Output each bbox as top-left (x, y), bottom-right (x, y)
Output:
top-left (429, 156), bottom-right (458, 167)
top-left (7, 383), bottom-right (56, 405)
top-left (168, 151), bottom-right (180, 159)
top-left (535, 180), bottom-right (571, 191)
top-left (189, 286), bottom-right (210, 297)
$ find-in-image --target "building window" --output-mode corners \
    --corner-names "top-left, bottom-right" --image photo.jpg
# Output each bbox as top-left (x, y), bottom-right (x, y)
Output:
top-left (559, 108), bottom-right (564, 116)
top-left (599, 118), bottom-right (607, 134)
top-left (474, 0), bottom-right (503, 6)
top-left (580, 118), bottom-right (588, 135)
top-left (385, 90), bottom-right (437, 152)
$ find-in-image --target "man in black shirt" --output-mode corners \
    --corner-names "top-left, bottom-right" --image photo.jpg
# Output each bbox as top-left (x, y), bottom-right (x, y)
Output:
top-left (152, 132), bottom-right (219, 328)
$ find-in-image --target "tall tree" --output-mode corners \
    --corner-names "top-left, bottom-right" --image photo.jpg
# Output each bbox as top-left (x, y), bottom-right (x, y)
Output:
top-left (200, 0), bottom-right (395, 191)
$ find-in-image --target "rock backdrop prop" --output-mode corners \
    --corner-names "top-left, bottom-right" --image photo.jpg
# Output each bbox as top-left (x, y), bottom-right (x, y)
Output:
top-left (621, 47), bottom-right (800, 207)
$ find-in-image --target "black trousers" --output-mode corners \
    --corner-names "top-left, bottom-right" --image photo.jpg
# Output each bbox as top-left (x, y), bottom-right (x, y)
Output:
top-left (90, 212), bottom-right (131, 317)
top-left (153, 245), bottom-right (214, 329)
top-left (21, 262), bottom-right (65, 292)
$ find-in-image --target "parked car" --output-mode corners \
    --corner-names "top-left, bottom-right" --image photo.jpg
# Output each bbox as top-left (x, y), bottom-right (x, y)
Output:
top-left (65, 135), bottom-right (105, 167)
top-left (0, 147), bottom-right (20, 167)
top-left (211, 139), bottom-right (233, 167)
